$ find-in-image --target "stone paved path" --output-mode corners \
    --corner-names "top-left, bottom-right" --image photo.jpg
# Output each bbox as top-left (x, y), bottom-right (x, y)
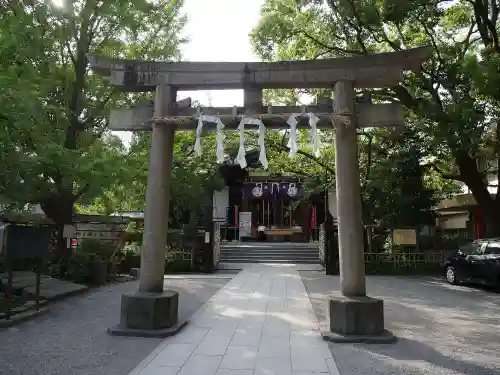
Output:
top-left (131, 264), bottom-right (339, 375)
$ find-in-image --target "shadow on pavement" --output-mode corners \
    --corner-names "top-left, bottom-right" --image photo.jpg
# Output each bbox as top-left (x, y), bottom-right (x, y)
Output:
top-left (0, 277), bottom-right (232, 375)
top-left (300, 270), bottom-right (500, 375)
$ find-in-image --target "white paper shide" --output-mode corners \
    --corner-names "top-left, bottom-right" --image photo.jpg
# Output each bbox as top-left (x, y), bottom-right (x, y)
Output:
top-left (193, 112), bottom-right (318, 166)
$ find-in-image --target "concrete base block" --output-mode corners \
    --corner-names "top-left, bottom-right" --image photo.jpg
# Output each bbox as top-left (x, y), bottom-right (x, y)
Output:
top-left (321, 328), bottom-right (397, 343)
top-left (321, 292), bottom-right (396, 344)
top-left (108, 320), bottom-right (188, 338)
top-left (130, 268), bottom-right (140, 279)
top-left (108, 290), bottom-right (181, 337)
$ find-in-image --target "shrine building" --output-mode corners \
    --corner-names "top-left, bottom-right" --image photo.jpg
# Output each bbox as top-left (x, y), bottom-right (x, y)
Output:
top-left (213, 151), bottom-right (334, 243)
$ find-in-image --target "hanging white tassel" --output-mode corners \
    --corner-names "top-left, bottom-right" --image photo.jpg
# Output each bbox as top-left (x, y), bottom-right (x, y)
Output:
top-left (257, 120), bottom-right (268, 169)
top-left (308, 113), bottom-right (321, 157)
top-left (238, 117), bottom-right (268, 169)
top-left (287, 114), bottom-right (299, 158)
top-left (216, 118), bottom-right (225, 163)
top-left (195, 114), bottom-right (225, 161)
top-left (236, 118), bottom-right (247, 169)
top-left (194, 115), bottom-right (203, 156)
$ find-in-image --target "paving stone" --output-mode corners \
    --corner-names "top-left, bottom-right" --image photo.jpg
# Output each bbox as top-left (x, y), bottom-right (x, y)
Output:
top-left (136, 265), bottom-right (340, 375)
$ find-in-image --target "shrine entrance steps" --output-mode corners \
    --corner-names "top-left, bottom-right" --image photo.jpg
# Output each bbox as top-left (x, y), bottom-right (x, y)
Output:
top-left (219, 242), bottom-right (320, 265)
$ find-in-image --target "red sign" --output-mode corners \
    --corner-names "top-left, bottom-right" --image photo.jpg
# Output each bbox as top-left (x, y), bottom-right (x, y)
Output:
top-left (475, 207), bottom-right (484, 239)
top-left (311, 205), bottom-right (317, 229)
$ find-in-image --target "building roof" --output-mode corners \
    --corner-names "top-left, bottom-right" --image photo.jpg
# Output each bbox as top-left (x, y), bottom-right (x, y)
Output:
top-left (111, 211), bottom-right (144, 220)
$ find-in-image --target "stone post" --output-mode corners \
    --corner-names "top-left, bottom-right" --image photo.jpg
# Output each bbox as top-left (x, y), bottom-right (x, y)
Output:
top-left (324, 81), bottom-right (395, 343)
top-left (138, 84), bottom-right (176, 293)
top-left (333, 80), bottom-right (366, 297)
top-left (243, 87), bottom-right (263, 113)
top-left (109, 84), bottom-right (184, 337)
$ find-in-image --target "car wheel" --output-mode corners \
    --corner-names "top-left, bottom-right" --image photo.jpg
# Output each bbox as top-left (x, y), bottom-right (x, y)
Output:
top-left (445, 266), bottom-right (458, 285)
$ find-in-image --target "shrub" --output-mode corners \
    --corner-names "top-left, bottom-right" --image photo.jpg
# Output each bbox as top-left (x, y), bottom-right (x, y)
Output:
top-left (120, 251), bottom-right (141, 273)
top-left (165, 259), bottom-right (191, 274)
top-left (64, 239), bottom-right (114, 284)
top-left (78, 238), bottom-right (114, 261)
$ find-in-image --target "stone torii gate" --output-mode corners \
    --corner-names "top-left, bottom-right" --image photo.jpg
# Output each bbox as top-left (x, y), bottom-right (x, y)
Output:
top-left (88, 47), bottom-right (431, 340)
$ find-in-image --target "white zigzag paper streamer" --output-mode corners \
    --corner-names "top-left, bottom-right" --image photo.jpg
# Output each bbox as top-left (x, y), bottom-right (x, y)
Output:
top-left (239, 117), bottom-right (268, 169)
top-left (258, 121), bottom-right (268, 169)
top-left (195, 114), bottom-right (226, 163)
top-left (236, 118), bottom-right (247, 169)
top-left (194, 115), bottom-right (204, 156)
top-left (215, 118), bottom-right (225, 163)
top-left (308, 113), bottom-right (321, 157)
top-left (286, 114), bottom-right (299, 158)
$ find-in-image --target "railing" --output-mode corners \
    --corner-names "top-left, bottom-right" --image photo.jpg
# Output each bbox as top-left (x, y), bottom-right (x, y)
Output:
top-left (364, 251), bottom-right (446, 264)
top-left (363, 251), bottom-right (447, 274)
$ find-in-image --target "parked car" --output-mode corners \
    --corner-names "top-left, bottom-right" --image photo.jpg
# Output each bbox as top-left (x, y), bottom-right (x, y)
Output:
top-left (444, 238), bottom-right (500, 288)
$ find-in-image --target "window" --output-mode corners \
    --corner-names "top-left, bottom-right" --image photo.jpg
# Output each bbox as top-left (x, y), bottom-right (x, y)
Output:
top-left (485, 242), bottom-right (500, 255)
top-left (459, 242), bottom-right (484, 255)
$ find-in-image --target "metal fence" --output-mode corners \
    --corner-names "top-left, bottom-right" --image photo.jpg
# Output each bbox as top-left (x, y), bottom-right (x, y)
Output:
top-left (364, 251), bottom-right (446, 265)
top-left (363, 250), bottom-right (447, 274)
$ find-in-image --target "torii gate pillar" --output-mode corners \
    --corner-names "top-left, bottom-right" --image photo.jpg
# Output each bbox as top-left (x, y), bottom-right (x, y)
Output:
top-left (323, 80), bottom-right (396, 343)
top-left (109, 84), bottom-right (185, 337)
top-left (333, 80), bottom-right (366, 297)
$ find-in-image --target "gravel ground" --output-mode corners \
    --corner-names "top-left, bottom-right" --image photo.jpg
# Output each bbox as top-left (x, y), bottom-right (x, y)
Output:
top-left (0, 276), bottom-right (232, 375)
top-left (300, 271), bottom-right (500, 375)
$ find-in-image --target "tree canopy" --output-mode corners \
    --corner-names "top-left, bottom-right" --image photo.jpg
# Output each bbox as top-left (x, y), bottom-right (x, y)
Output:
top-left (251, 0), bottom-right (500, 234)
top-left (0, 0), bottom-right (478, 252)
top-left (0, 0), bottom-right (187, 247)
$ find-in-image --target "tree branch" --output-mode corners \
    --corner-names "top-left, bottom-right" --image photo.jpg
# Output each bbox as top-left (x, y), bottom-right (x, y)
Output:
top-left (81, 87), bottom-right (118, 127)
top-left (424, 162), bottom-right (465, 182)
top-left (74, 183), bottom-right (90, 201)
top-left (359, 132), bottom-right (373, 188)
top-left (418, 18), bottom-right (443, 64)
top-left (290, 29), bottom-right (366, 56)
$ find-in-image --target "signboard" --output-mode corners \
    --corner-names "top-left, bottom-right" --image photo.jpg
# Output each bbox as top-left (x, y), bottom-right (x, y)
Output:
top-left (239, 212), bottom-right (252, 240)
top-left (75, 231), bottom-right (123, 239)
top-left (311, 205), bottom-right (317, 229)
top-left (393, 229), bottom-right (417, 245)
top-left (75, 223), bottom-right (125, 232)
top-left (63, 224), bottom-right (77, 238)
top-left (72, 222), bottom-right (125, 246)
top-left (242, 182), bottom-right (303, 201)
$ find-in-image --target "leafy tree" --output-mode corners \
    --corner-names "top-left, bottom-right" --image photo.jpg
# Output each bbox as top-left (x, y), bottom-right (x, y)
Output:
top-left (251, 0), bottom-right (500, 235)
top-left (0, 0), bottom-right (186, 254)
top-left (83, 130), bottom-right (238, 233)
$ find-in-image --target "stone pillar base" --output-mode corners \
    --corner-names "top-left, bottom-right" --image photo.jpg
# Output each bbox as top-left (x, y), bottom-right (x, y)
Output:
top-left (320, 292), bottom-right (396, 343)
top-left (107, 291), bottom-right (187, 338)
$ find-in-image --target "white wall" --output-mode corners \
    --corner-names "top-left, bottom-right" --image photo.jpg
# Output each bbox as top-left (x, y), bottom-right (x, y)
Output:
top-left (327, 188), bottom-right (338, 219)
top-left (436, 213), bottom-right (469, 230)
top-left (213, 187), bottom-right (229, 222)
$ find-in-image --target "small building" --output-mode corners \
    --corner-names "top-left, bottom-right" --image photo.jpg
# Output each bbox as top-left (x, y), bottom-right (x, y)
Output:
top-left (214, 152), bottom-right (335, 242)
top-left (434, 193), bottom-right (493, 240)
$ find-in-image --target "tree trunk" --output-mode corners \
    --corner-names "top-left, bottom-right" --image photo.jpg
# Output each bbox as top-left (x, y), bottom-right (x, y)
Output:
top-left (40, 190), bottom-right (74, 277)
top-left (324, 210), bottom-right (339, 275)
top-left (459, 157), bottom-right (500, 237)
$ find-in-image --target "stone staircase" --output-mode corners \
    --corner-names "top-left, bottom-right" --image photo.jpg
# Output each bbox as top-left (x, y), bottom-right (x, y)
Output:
top-left (219, 242), bottom-right (320, 264)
